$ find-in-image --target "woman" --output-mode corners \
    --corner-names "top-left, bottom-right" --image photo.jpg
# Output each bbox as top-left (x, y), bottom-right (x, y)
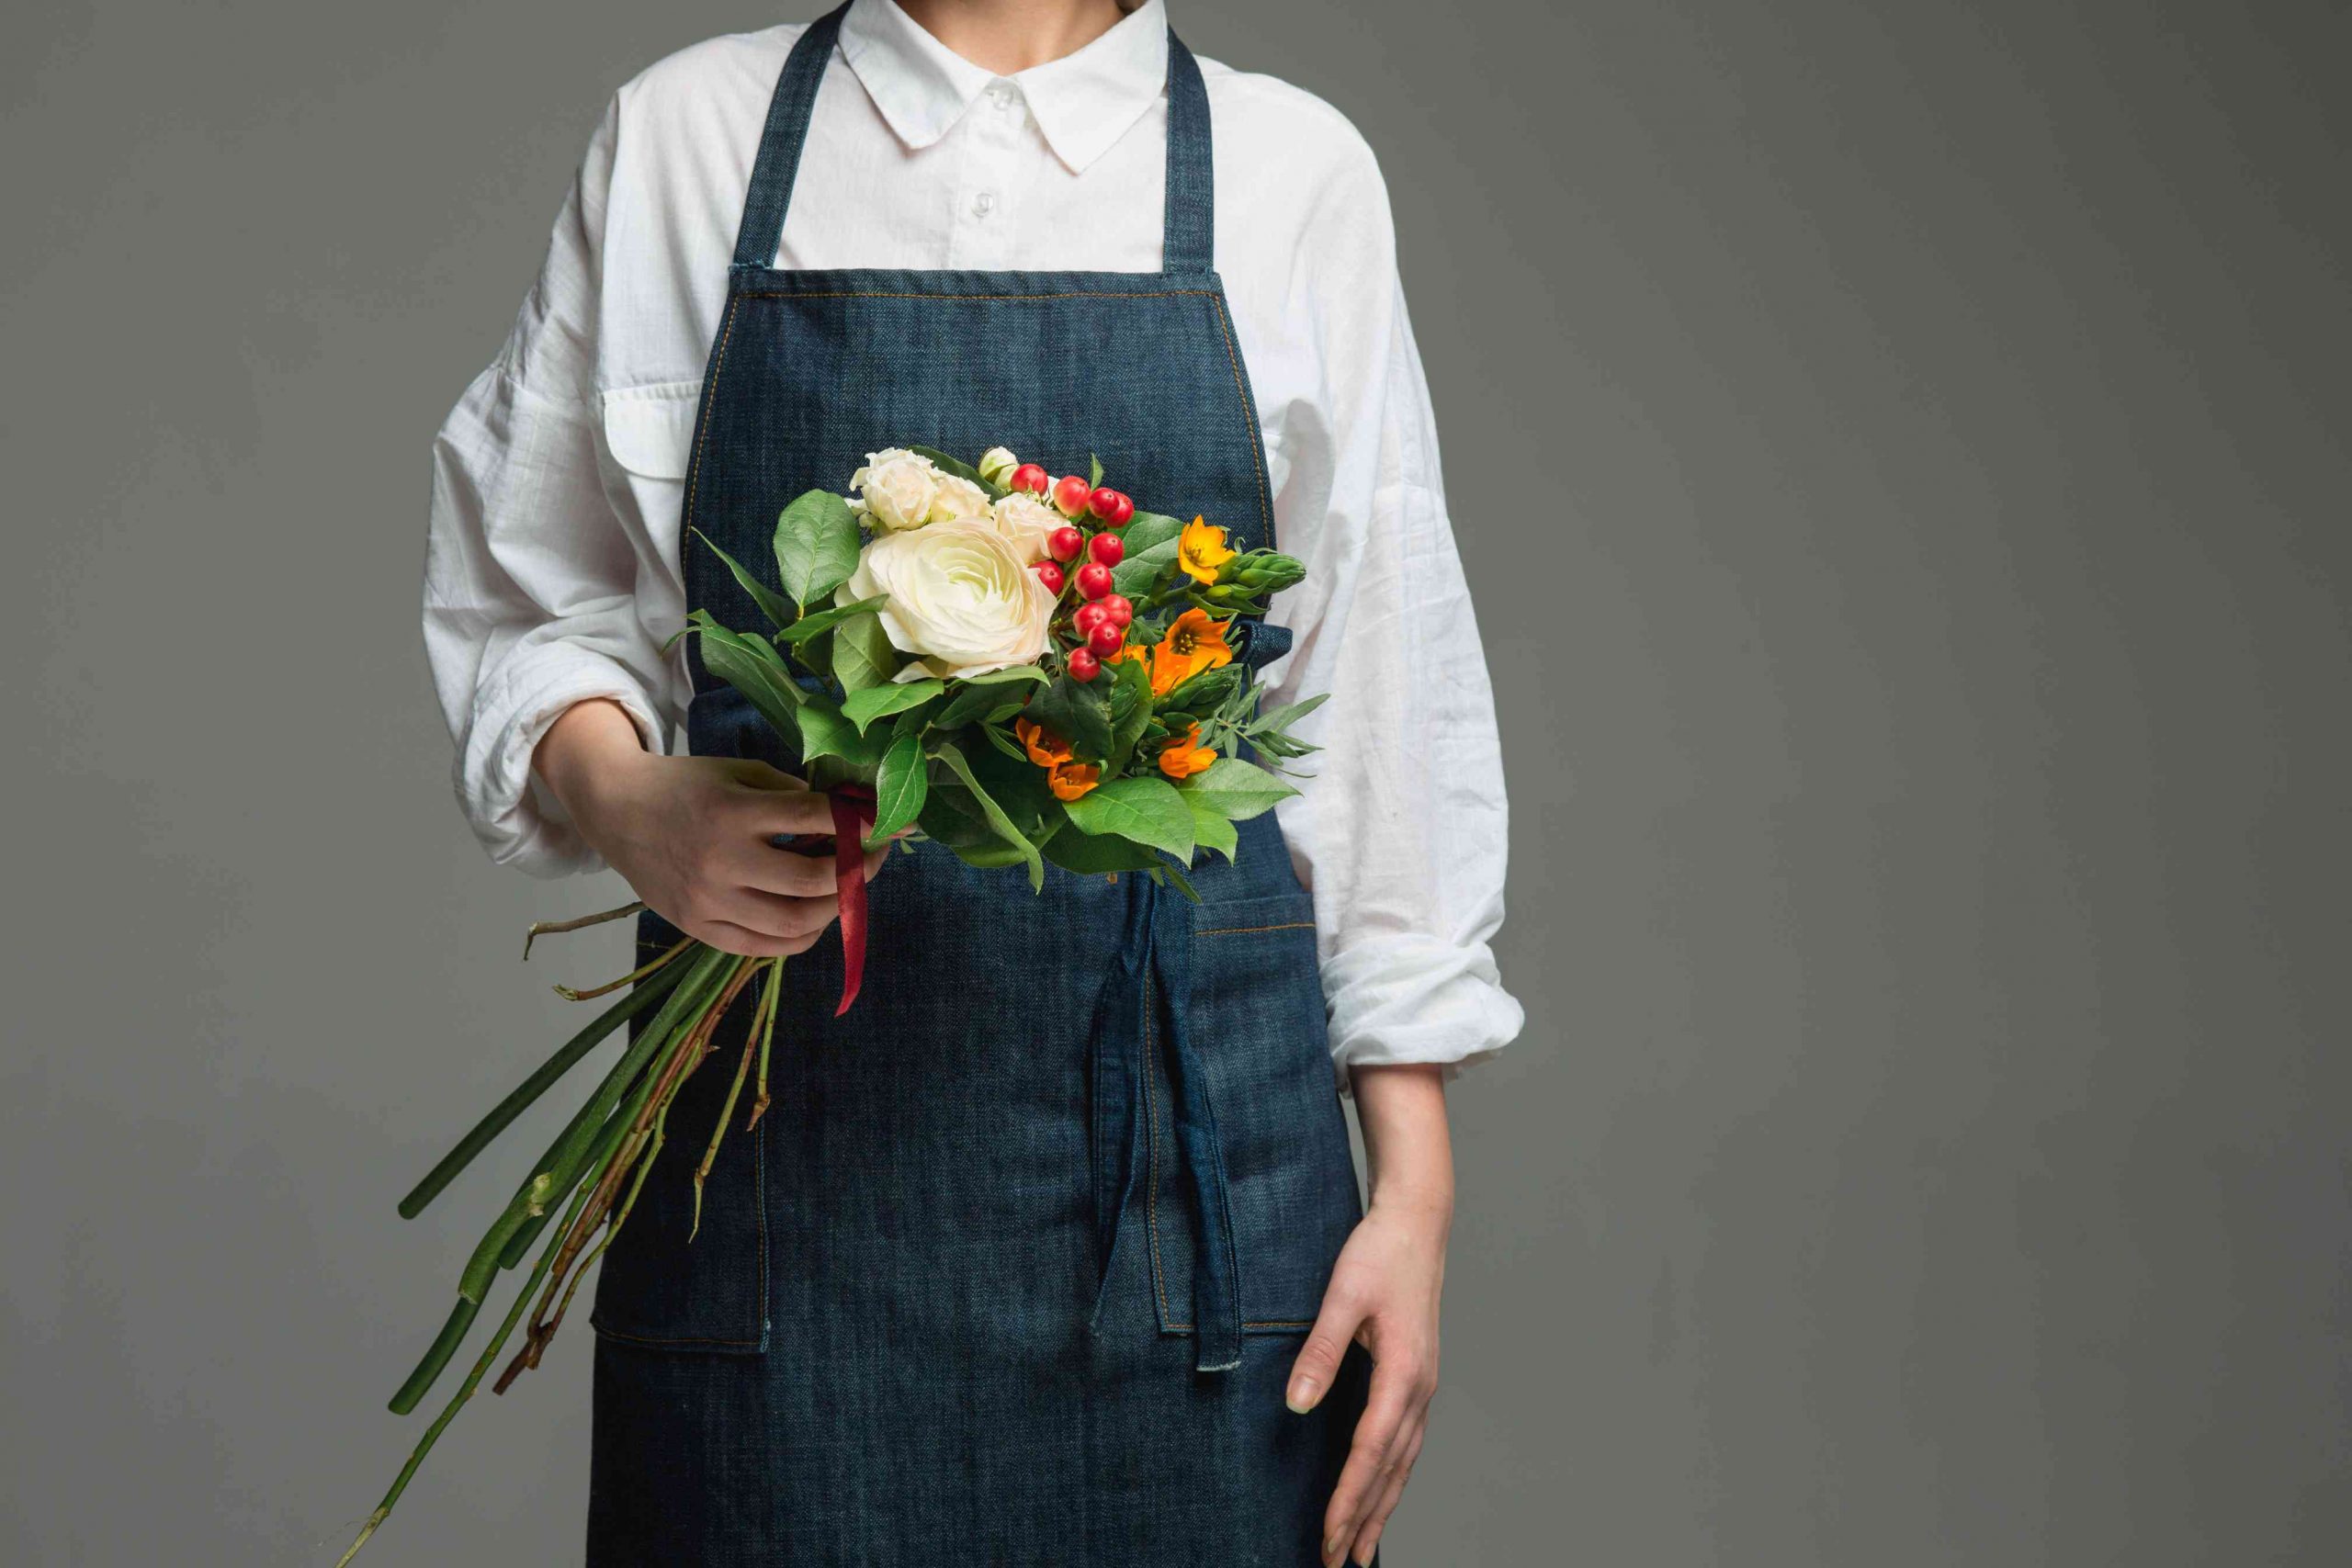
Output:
top-left (423, 2), bottom-right (1521, 1562)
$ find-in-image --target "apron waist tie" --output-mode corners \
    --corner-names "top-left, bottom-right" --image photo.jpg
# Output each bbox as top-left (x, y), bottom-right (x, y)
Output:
top-left (1083, 872), bottom-right (1244, 1373)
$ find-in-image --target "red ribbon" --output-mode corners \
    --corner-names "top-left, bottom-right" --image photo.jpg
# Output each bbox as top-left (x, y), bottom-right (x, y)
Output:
top-left (828, 784), bottom-right (878, 1017)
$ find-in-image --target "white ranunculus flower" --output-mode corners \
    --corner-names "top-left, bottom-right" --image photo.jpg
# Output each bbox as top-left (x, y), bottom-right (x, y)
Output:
top-left (926, 473), bottom-right (992, 525)
top-left (841, 519), bottom-right (1056, 680)
top-left (848, 448), bottom-right (940, 532)
top-left (977, 446), bottom-right (1020, 487)
top-left (988, 491), bottom-right (1065, 563)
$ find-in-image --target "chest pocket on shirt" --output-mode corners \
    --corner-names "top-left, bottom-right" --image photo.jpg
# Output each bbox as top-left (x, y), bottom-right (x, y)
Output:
top-left (599, 379), bottom-right (704, 491)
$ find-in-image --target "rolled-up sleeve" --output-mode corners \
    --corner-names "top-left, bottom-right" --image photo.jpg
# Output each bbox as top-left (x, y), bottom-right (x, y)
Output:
top-left (422, 94), bottom-right (674, 878)
top-left (1256, 133), bottom-right (1524, 1085)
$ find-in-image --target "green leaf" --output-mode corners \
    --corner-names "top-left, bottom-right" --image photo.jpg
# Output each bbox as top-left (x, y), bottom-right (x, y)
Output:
top-left (1179, 756), bottom-right (1297, 821)
top-left (773, 488), bottom-right (862, 609)
top-left (842, 677), bottom-right (944, 734)
top-left (865, 734), bottom-right (928, 848)
top-left (1183, 792), bottom-right (1239, 862)
top-left (1088, 452), bottom-right (1104, 489)
top-left (931, 682), bottom-right (1007, 731)
top-left (1157, 858), bottom-right (1202, 903)
top-left (794, 699), bottom-right (889, 776)
top-left (1043, 826), bottom-right (1161, 875)
top-left (959, 663), bottom-right (1049, 687)
top-left (910, 446), bottom-right (1004, 497)
top-left (697, 619), bottom-right (808, 742)
top-left (930, 741), bottom-right (1045, 892)
top-left (775, 594), bottom-right (888, 645)
top-left (693, 529), bottom-right (797, 631)
top-left (1060, 776), bottom-right (1194, 860)
top-left (1249, 693), bottom-right (1329, 735)
top-left (1110, 536), bottom-right (1181, 600)
top-left (979, 719), bottom-right (1032, 761)
top-left (1104, 653), bottom-right (1153, 776)
top-left (1120, 511), bottom-right (1187, 556)
top-left (831, 605), bottom-right (899, 694)
top-left (1026, 672), bottom-right (1114, 761)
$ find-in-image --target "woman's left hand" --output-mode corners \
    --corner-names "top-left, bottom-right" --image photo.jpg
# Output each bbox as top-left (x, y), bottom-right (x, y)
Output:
top-left (1286, 1184), bottom-right (1452, 1566)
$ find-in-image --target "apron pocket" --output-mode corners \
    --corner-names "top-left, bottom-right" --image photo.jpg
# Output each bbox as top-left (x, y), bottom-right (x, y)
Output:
top-left (587, 922), bottom-right (771, 1354)
top-left (1140, 891), bottom-right (1362, 1337)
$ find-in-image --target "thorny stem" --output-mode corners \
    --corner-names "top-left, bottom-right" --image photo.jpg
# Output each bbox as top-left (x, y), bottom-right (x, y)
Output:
top-left (689, 973), bottom-right (766, 1242)
top-left (520, 899), bottom-right (646, 961)
top-left (554, 935), bottom-right (690, 1002)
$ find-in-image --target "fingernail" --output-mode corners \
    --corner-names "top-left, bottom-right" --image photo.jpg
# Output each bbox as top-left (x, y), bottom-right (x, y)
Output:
top-left (1322, 1536), bottom-right (1345, 1566)
top-left (1286, 1375), bottom-right (1318, 1413)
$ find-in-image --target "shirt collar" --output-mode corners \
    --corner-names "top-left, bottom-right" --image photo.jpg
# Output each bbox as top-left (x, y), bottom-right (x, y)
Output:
top-left (837, 0), bottom-right (1170, 174)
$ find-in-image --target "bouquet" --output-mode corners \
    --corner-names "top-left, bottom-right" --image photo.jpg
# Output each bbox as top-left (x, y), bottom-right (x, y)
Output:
top-left (336, 446), bottom-right (1323, 1562)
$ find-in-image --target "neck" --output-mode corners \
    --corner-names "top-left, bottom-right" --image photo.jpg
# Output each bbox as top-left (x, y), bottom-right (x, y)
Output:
top-left (892, 0), bottom-right (1132, 76)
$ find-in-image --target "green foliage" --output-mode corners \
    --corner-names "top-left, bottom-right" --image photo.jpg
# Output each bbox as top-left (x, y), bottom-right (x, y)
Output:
top-left (1183, 791), bottom-right (1238, 862)
top-left (1104, 653), bottom-right (1154, 775)
top-left (1026, 671), bottom-right (1114, 761)
top-left (1061, 776), bottom-right (1193, 860)
top-left (1042, 825), bottom-right (1160, 875)
top-left (930, 741), bottom-right (1045, 892)
top-left (910, 446), bottom-right (1007, 499)
top-left (865, 733), bottom-right (928, 848)
top-left (1178, 757), bottom-right (1296, 821)
top-left (831, 604), bottom-right (898, 694)
top-left (775, 594), bottom-right (888, 645)
top-left (774, 489), bottom-right (862, 609)
top-left (842, 678), bottom-right (944, 734)
top-left (693, 529), bottom-right (797, 631)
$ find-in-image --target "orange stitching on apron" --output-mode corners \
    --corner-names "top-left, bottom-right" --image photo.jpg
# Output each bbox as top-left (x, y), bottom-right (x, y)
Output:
top-left (1193, 921), bottom-right (1316, 937)
top-left (680, 294), bottom-right (745, 545)
top-left (1207, 292), bottom-right (1275, 545)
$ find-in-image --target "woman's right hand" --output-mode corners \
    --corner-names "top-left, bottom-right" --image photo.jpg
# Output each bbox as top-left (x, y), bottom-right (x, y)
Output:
top-left (531, 697), bottom-right (889, 957)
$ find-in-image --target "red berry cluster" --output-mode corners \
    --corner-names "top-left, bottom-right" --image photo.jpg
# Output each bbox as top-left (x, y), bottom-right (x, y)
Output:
top-left (1012, 464), bottom-right (1136, 682)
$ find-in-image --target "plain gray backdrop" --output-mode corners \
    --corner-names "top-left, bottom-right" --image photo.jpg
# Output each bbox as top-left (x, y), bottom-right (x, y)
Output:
top-left (5, 1), bottom-right (2346, 1562)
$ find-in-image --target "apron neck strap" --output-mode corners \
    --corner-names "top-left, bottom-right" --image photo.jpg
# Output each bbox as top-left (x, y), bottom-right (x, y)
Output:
top-left (731, 4), bottom-right (1216, 275)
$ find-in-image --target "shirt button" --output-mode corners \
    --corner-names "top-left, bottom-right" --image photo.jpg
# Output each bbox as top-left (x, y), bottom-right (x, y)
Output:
top-left (989, 85), bottom-right (1017, 110)
top-left (971, 190), bottom-right (996, 219)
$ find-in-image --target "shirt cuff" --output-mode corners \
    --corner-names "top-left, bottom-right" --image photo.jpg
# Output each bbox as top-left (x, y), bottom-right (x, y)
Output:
top-left (457, 640), bottom-right (669, 879)
top-left (1320, 932), bottom-right (1525, 1093)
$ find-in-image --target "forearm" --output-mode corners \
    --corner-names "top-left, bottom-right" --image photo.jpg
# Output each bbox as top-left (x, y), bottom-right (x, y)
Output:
top-left (1349, 1064), bottom-right (1454, 1221)
top-left (531, 697), bottom-right (651, 825)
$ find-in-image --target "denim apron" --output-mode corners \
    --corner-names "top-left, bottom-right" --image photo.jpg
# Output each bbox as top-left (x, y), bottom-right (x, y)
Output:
top-left (584, 9), bottom-right (1372, 1562)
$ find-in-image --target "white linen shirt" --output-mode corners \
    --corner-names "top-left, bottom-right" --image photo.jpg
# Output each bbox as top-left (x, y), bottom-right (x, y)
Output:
top-left (423, 0), bottom-right (1522, 1077)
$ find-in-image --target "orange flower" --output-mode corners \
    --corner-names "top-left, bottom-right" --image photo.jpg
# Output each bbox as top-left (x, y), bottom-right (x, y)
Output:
top-left (1158, 723), bottom-right (1217, 780)
top-left (1047, 760), bottom-right (1101, 800)
top-left (1014, 716), bottom-right (1071, 767)
top-left (1177, 516), bottom-right (1236, 586)
top-left (1147, 607), bottom-right (1234, 695)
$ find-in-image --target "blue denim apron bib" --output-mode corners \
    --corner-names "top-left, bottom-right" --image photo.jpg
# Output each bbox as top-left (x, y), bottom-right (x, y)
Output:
top-left (585, 10), bottom-right (1372, 1562)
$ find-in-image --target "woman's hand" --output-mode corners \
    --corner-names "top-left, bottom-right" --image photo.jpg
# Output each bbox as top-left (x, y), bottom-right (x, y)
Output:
top-left (532, 697), bottom-right (888, 957)
top-left (1286, 1063), bottom-right (1454, 1566)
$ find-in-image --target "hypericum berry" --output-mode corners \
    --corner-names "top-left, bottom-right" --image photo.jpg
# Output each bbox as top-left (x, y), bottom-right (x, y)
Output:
top-left (1047, 525), bottom-right (1085, 563)
top-left (1010, 463), bottom-right (1049, 495)
top-left (1101, 593), bottom-right (1134, 628)
top-left (1072, 602), bottom-right (1110, 637)
top-left (1067, 648), bottom-right (1102, 682)
top-left (1087, 621), bottom-right (1125, 657)
top-left (1074, 562), bottom-right (1114, 599)
top-left (1094, 489), bottom-right (1135, 527)
top-left (1034, 560), bottom-right (1066, 594)
top-left (1088, 532), bottom-right (1125, 568)
top-left (1052, 474), bottom-right (1094, 517)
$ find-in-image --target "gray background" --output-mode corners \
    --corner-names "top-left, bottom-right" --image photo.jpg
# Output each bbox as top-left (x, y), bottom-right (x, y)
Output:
top-left (4, 0), bottom-right (2346, 1562)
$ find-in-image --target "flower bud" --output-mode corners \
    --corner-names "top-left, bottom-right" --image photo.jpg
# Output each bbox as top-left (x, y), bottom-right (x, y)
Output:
top-left (978, 446), bottom-right (1020, 488)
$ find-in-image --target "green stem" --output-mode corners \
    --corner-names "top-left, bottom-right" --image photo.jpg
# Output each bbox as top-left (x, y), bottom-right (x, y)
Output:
top-left (396, 955), bottom-right (690, 1221)
top-left (746, 957), bottom-right (784, 1132)
top-left (387, 946), bottom-right (729, 1415)
top-left (336, 1170), bottom-right (599, 1568)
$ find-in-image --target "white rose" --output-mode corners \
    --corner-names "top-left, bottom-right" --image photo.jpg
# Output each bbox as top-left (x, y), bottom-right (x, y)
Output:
top-left (977, 446), bottom-right (1020, 487)
top-left (988, 491), bottom-right (1065, 563)
top-left (926, 473), bottom-right (992, 525)
top-left (848, 448), bottom-right (939, 532)
top-left (841, 519), bottom-right (1056, 681)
